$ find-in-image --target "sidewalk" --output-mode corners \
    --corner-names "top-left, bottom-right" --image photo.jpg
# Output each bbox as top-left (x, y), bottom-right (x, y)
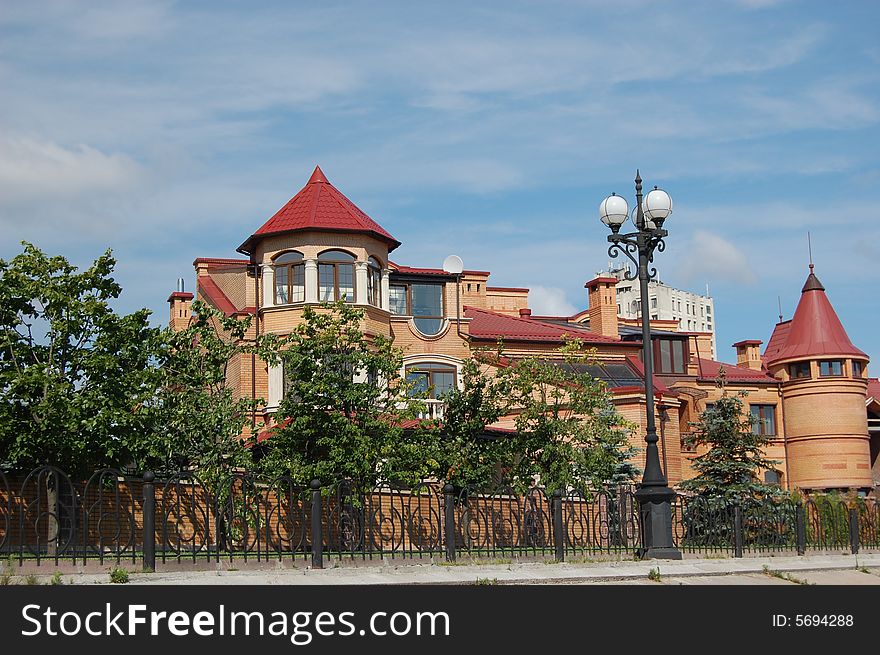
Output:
top-left (35, 552), bottom-right (880, 586)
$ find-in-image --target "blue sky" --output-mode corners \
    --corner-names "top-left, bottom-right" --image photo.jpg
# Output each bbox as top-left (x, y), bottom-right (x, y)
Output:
top-left (1, 0), bottom-right (878, 365)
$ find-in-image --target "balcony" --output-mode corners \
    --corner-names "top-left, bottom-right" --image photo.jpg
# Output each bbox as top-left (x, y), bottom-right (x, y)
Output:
top-left (416, 399), bottom-right (446, 421)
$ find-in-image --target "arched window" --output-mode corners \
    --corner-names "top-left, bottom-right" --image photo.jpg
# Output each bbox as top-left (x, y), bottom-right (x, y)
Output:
top-left (367, 256), bottom-right (382, 307)
top-left (317, 250), bottom-right (355, 302)
top-left (273, 251), bottom-right (304, 304)
top-left (405, 362), bottom-right (456, 399)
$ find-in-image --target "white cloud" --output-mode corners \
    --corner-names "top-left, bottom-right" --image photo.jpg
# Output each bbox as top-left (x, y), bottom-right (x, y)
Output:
top-left (675, 231), bottom-right (758, 287)
top-left (529, 285), bottom-right (578, 316)
top-left (0, 135), bottom-right (143, 204)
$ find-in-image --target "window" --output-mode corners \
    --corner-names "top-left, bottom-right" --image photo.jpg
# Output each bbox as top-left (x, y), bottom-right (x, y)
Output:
top-left (751, 404), bottom-right (776, 436)
top-left (389, 285), bottom-right (408, 315)
top-left (706, 305), bottom-right (711, 315)
top-left (651, 297), bottom-right (657, 309)
top-left (650, 337), bottom-right (687, 374)
top-left (789, 362), bottom-right (811, 379)
top-left (764, 470), bottom-right (782, 485)
top-left (819, 360), bottom-right (843, 377)
top-left (318, 250), bottom-right (355, 302)
top-left (367, 257), bottom-right (382, 307)
top-left (388, 282), bottom-right (445, 335)
top-left (852, 361), bottom-right (863, 377)
top-left (406, 363), bottom-right (456, 399)
top-left (273, 251), bottom-right (305, 304)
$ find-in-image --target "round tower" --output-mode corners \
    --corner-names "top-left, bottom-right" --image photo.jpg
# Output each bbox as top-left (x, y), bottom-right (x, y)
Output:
top-left (764, 265), bottom-right (871, 493)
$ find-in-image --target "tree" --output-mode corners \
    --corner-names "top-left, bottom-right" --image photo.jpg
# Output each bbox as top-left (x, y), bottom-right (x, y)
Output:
top-left (433, 353), bottom-right (509, 490)
top-left (438, 339), bottom-right (638, 494)
top-left (258, 301), bottom-right (432, 487)
top-left (135, 300), bottom-right (278, 485)
top-left (680, 386), bottom-right (782, 501)
top-left (495, 339), bottom-right (639, 494)
top-left (0, 243), bottom-right (156, 475)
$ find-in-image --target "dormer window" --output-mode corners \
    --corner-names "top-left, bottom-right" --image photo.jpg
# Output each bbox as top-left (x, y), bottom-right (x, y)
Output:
top-left (273, 251), bottom-right (304, 304)
top-left (649, 337), bottom-right (687, 374)
top-left (318, 250), bottom-right (355, 302)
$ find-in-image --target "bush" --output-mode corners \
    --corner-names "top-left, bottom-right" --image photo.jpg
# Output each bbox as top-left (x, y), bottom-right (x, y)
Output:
top-left (109, 567), bottom-right (129, 584)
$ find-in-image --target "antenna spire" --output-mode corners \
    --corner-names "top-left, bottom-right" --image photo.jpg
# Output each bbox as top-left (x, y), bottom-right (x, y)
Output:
top-left (807, 231), bottom-right (813, 272)
top-left (777, 295), bottom-right (783, 323)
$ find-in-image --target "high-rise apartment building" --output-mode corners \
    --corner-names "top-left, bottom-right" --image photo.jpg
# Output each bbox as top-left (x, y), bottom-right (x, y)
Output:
top-left (608, 264), bottom-right (716, 358)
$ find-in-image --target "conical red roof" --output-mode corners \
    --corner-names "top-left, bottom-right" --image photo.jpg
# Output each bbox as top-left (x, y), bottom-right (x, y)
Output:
top-left (765, 265), bottom-right (867, 365)
top-left (237, 166), bottom-right (400, 255)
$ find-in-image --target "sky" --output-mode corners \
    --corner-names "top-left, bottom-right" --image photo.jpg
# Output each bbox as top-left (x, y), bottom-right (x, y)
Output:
top-left (1, 0), bottom-right (878, 366)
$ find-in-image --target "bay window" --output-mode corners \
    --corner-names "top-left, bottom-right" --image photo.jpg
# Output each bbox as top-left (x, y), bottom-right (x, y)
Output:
top-left (273, 251), bottom-right (305, 304)
top-left (388, 282), bottom-right (445, 335)
top-left (318, 250), bottom-right (355, 302)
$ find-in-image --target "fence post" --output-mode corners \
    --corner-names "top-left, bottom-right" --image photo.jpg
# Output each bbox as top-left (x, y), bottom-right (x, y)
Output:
top-left (443, 484), bottom-right (456, 562)
top-left (795, 503), bottom-right (806, 555)
top-left (310, 479), bottom-right (323, 569)
top-left (849, 507), bottom-right (860, 555)
top-left (552, 489), bottom-right (564, 562)
top-left (142, 471), bottom-right (156, 572)
top-left (618, 486), bottom-right (629, 550)
top-left (733, 503), bottom-right (744, 558)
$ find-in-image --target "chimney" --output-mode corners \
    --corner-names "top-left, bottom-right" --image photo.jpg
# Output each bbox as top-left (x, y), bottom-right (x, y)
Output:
top-left (585, 276), bottom-right (619, 338)
top-left (519, 308), bottom-right (532, 317)
top-left (733, 340), bottom-right (763, 370)
top-left (168, 278), bottom-right (194, 332)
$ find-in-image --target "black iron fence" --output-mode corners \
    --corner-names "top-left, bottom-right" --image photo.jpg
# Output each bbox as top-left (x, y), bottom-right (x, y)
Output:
top-left (1, 466), bottom-right (878, 570)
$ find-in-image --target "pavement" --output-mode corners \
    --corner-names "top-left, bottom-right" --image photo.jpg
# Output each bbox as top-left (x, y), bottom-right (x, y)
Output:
top-left (10, 553), bottom-right (880, 586)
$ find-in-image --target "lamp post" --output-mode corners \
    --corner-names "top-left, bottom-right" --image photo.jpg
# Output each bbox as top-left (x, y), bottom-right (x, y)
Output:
top-left (599, 170), bottom-right (681, 560)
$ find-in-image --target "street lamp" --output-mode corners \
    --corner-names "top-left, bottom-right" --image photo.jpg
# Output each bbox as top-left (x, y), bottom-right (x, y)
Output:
top-left (599, 170), bottom-right (681, 560)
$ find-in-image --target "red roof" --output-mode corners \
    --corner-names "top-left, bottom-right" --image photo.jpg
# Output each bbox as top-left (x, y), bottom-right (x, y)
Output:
top-left (762, 320), bottom-right (791, 364)
top-left (389, 262), bottom-right (490, 276)
top-left (624, 355), bottom-right (672, 396)
top-left (867, 378), bottom-right (880, 406)
top-left (167, 291), bottom-right (194, 303)
top-left (465, 306), bottom-right (619, 343)
top-left (197, 277), bottom-right (238, 316)
top-left (193, 257), bottom-right (250, 267)
top-left (764, 266), bottom-right (867, 365)
top-left (695, 358), bottom-right (777, 383)
top-left (237, 166), bottom-right (400, 255)
top-left (584, 276), bottom-right (619, 288)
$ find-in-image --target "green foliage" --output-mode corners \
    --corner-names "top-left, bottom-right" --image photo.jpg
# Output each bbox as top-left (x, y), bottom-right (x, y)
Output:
top-left (50, 571), bottom-right (63, 585)
top-left (135, 301), bottom-right (279, 484)
top-left (25, 574), bottom-right (39, 585)
top-left (259, 301), bottom-right (430, 487)
top-left (0, 243), bottom-right (157, 474)
top-left (492, 339), bottom-right (639, 494)
top-left (648, 567), bottom-right (661, 581)
top-left (438, 339), bottom-right (638, 494)
top-left (1, 557), bottom-right (13, 585)
top-left (680, 392), bottom-right (781, 501)
top-left (433, 353), bottom-right (508, 489)
top-left (0, 243), bottom-right (280, 482)
top-left (109, 567), bottom-right (129, 584)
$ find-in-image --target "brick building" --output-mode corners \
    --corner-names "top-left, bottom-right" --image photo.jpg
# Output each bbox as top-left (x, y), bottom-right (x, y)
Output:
top-left (169, 166), bottom-right (877, 495)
